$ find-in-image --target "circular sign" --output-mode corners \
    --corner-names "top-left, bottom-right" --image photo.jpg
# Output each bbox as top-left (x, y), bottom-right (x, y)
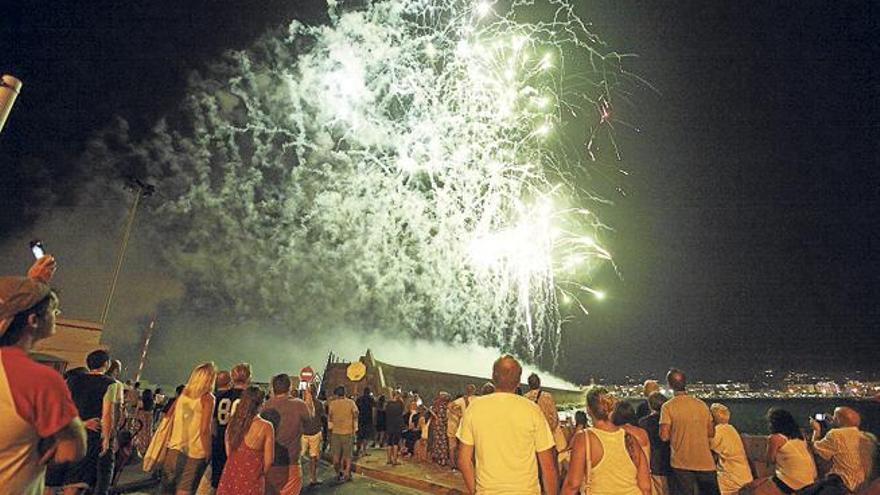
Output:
top-left (300, 366), bottom-right (315, 383)
top-left (346, 361), bottom-right (366, 382)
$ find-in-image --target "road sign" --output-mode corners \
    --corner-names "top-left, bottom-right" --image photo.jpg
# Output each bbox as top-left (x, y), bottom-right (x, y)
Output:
top-left (300, 366), bottom-right (315, 382)
top-left (346, 361), bottom-right (366, 382)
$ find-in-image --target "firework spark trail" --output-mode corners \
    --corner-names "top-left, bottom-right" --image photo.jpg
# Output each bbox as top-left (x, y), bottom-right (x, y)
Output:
top-left (86, 0), bottom-right (638, 368)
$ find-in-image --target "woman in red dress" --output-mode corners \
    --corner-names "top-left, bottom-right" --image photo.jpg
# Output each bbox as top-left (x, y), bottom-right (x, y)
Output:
top-left (216, 386), bottom-right (274, 495)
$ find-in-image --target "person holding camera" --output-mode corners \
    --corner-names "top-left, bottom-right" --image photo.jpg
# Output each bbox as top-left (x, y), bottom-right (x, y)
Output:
top-left (801, 407), bottom-right (874, 495)
top-left (0, 256), bottom-right (87, 495)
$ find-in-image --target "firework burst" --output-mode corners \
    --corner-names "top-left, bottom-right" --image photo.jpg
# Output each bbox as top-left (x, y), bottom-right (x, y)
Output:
top-left (89, 0), bottom-right (640, 368)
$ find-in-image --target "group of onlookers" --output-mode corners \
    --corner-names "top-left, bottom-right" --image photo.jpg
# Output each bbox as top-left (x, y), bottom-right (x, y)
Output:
top-left (442, 356), bottom-right (878, 495)
top-left (152, 361), bottom-right (328, 495)
top-left (1, 256), bottom-right (878, 495)
top-left (555, 369), bottom-right (879, 495)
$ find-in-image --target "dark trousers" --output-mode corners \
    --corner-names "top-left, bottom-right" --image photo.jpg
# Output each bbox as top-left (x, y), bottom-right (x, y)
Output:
top-left (92, 450), bottom-right (115, 495)
top-left (670, 468), bottom-right (721, 495)
top-left (210, 437), bottom-right (227, 487)
top-left (799, 475), bottom-right (851, 495)
top-left (402, 430), bottom-right (419, 453)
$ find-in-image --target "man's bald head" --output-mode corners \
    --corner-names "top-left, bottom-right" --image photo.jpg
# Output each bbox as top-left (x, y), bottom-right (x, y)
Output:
top-left (492, 355), bottom-right (522, 392)
top-left (834, 407), bottom-right (861, 428)
top-left (666, 368), bottom-right (687, 392)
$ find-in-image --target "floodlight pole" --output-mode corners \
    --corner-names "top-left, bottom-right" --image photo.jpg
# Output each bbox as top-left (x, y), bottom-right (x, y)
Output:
top-left (100, 179), bottom-right (154, 326)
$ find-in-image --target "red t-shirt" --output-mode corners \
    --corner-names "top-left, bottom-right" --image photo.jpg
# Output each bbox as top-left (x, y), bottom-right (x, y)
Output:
top-left (0, 346), bottom-right (79, 495)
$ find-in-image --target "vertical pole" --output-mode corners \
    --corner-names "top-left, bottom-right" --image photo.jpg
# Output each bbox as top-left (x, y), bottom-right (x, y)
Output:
top-left (100, 187), bottom-right (141, 325)
top-left (135, 317), bottom-right (156, 383)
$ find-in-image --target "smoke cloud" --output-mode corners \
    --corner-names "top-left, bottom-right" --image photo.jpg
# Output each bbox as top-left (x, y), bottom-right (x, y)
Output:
top-left (11, 0), bottom-right (632, 382)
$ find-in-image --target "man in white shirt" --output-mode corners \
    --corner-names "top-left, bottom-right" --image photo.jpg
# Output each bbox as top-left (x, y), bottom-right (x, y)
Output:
top-left (805, 407), bottom-right (875, 495)
top-left (456, 355), bottom-right (557, 495)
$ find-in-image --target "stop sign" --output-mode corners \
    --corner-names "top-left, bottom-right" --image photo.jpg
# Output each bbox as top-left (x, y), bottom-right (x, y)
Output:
top-left (300, 366), bottom-right (315, 383)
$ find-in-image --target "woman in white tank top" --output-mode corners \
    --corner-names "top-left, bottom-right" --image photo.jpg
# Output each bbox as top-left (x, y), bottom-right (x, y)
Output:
top-left (562, 387), bottom-right (651, 495)
top-left (766, 408), bottom-right (817, 493)
top-left (159, 362), bottom-right (217, 495)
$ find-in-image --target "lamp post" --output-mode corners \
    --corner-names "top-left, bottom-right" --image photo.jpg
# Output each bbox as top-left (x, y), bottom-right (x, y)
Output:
top-left (100, 178), bottom-right (155, 326)
top-left (0, 74), bottom-right (22, 133)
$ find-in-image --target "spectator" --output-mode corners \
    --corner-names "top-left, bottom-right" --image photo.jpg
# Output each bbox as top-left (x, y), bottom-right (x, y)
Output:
top-left (708, 403), bottom-right (753, 495)
top-left (211, 363), bottom-right (251, 491)
top-left (765, 407), bottom-right (817, 494)
top-left (125, 382), bottom-right (141, 420)
top-left (613, 401), bottom-right (651, 465)
top-left (638, 392), bottom-right (673, 495)
top-left (804, 407), bottom-right (874, 494)
top-left (637, 380), bottom-right (661, 420)
top-left (374, 395), bottom-right (387, 449)
top-left (429, 392), bottom-right (452, 467)
top-left (574, 411), bottom-right (588, 431)
top-left (217, 386), bottom-right (274, 495)
top-left (0, 266), bottom-right (86, 495)
top-left (447, 384), bottom-right (476, 470)
top-left (403, 400), bottom-right (421, 457)
top-left (154, 387), bottom-right (167, 424)
top-left (104, 360), bottom-right (126, 433)
top-left (456, 355), bottom-right (558, 494)
top-left (559, 411), bottom-right (589, 481)
top-left (416, 405), bottom-right (430, 462)
top-left (659, 368), bottom-right (720, 495)
top-left (317, 389), bottom-right (329, 454)
top-left (300, 383), bottom-right (324, 487)
top-left (562, 386), bottom-right (651, 495)
top-left (480, 382), bottom-right (495, 396)
top-left (525, 374), bottom-right (564, 492)
top-left (384, 390), bottom-right (405, 466)
top-left (160, 362), bottom-right (217, 495)
top-left (53, 349), bottom-right (117, 495)
top-left (327, 386), bottom-right (358, 482)
top-left (162, 384), bottom-right (185, 419)
top-left (355, 387), bottom-right (375, 457)
top-left (133, 388), bottom-right (154, 457)
top-left (259, 373), bottom-right (310, 495)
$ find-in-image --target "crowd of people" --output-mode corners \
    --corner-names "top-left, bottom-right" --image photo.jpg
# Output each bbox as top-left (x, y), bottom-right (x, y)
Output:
top-left (1, 256), bottom-right (878, 495)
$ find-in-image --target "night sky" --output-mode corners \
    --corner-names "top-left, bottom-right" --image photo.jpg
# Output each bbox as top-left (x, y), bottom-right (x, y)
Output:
top-left (2, 1), bottom-right (878, 383)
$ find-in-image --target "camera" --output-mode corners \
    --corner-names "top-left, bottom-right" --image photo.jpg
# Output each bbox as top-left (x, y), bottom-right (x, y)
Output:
top-left (30, 240), bottom-right (46, 259)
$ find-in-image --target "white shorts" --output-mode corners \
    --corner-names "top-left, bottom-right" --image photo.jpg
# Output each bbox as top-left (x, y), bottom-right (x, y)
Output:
top-left (301, 432), bottom-right (322, 458)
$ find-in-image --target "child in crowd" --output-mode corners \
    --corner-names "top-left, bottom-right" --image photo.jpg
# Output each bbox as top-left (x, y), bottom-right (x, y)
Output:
top-left (415, 405), bottom-right (430, 462)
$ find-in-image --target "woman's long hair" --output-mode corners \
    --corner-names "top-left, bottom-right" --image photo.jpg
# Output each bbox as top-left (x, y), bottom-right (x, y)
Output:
top-left (767, 407), bottom-right (804, 439)
top-left (226, 386), bottom-right (266, 451)
top-left (141, 389), bottom-right (155, 412)
top-left (183, 362), bottom-right (217, 399)
top-left (611, 400), bottom-right (639, 427)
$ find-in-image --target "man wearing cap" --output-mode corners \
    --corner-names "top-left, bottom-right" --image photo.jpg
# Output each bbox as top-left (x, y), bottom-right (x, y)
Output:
top-left (0, 256), bottom-right (86, 495)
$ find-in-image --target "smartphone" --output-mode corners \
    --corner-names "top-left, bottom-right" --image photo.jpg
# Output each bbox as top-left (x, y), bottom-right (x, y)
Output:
top-left (30, 240), bottom-right (45, 259)
top-left (814, 413), bottom-right (826, 422)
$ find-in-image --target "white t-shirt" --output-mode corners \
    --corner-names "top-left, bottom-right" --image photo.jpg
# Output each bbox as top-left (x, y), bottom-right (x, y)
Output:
top-left (456, 392), bottom-right (554, 494)
top-left (710, 424), bottom-right (753, 493)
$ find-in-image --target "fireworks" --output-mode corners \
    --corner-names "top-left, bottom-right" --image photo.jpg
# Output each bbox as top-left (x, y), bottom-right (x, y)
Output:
top-left (91, 0), bottom-right (638, 368)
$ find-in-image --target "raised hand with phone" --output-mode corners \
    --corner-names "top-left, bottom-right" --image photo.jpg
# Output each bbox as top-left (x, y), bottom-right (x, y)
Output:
top-left (26, 240), bottom-right (56, 283)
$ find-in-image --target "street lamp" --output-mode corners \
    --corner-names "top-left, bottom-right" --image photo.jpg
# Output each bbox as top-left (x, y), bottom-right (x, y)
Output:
top-left (99, 178), bottom-right (155, 325)
top-left (0, 74), bottom-right (22, 133)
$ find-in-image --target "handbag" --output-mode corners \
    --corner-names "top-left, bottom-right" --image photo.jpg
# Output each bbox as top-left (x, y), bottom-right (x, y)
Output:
top-left (142, 401), bottom-right (176, 472)
top-left (581, 429), bottom-right (593, 494)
